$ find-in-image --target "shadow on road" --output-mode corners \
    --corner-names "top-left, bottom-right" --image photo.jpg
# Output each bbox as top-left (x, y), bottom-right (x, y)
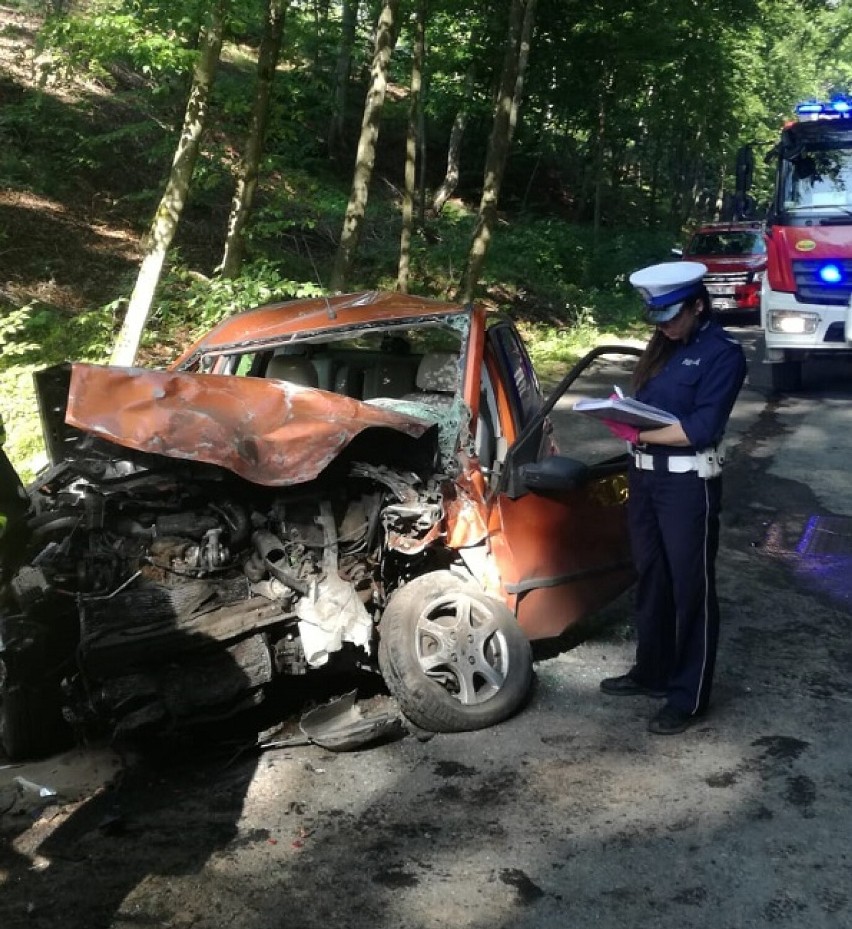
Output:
top-left (0, 619), bottom-right (262, 929)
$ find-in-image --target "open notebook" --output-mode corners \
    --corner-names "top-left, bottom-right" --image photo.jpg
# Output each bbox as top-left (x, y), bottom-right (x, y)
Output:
top-left (572, 396), bottom-right (678, 429)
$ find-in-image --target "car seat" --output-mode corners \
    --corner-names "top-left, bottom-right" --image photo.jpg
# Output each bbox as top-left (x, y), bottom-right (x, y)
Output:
top-left (264, 355), bottom-right (319, 388)
top-left (361, 358), bottom-right (417, 400)
top-left (397, 352), bottom-right (460, 414)
top-left (410, 352), bottom-right (459, 397)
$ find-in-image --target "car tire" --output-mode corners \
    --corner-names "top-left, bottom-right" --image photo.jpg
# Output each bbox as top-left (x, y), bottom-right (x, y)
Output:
top-left (378, 571), bottom-right (533, 733)
top-left (0, 667), bottom-right (69, 761)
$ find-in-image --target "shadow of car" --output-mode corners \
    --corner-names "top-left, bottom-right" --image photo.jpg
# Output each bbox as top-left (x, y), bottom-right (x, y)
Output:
top-left (0, 291), bottom-right (637, 759)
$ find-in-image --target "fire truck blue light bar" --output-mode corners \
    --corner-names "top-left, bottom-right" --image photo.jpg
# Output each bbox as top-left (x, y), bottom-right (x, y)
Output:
top-left (795, 96), bottom-right (852, 120)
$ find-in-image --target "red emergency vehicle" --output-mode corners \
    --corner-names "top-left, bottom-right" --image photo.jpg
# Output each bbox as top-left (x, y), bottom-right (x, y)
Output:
top-left (759, 96), bottom-right (852, 388)
top-left (678, 222), bottom-right (766, 318)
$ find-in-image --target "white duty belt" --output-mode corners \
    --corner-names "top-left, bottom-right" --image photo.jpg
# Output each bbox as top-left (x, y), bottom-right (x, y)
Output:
top-left (632, 443), bottom-right (726, 478)
top-left (632, 451), bottom-right (696, 473)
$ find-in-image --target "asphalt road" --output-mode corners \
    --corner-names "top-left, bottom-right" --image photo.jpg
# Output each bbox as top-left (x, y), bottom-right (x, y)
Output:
top-left (2, 327), bottom-right (852, 929)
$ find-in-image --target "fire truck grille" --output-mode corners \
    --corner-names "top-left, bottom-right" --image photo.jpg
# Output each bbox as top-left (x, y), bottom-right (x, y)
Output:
top-left (792, 259), bottom-right (852, 306)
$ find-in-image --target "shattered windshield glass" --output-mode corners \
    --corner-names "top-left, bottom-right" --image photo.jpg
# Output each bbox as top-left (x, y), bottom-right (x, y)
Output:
top-left (213, 314), bottom-right (473, 472)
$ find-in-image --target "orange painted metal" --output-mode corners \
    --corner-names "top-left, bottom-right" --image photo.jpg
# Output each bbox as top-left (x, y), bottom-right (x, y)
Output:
top-left (443, 454), bottom-right (489, 549)
top-left (487, 475), bottom-right (633, 640)
top-left (61, 290), bottom-right (633, 642)
top-left (65, 364), bottom-right (435, 487)
top-left (461, 302), bottom-right (486, 418)
top-left (482, 351), bottom-right (519, 446)
top-left (172, 291), bottom-right (468, 369)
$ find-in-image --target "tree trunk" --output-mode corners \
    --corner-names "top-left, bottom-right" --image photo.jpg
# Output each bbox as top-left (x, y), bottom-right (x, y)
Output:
top-left (111, 0), bottom-right (227, 366)
top-left (397, 0), bottom-right (426, 293)
top-left (648, 149), bottom-right (660, 226)
top-left (416, 54), bottom-right (428, 228)
top-left (311, 0), bottom-right (331, 69)
top-left (328, 0), bottom-right (359, 157)
top-left (221, 0), bottom-right (288, 279)
top-left (685, 124), bottom-right (706, 226)
top-left (329, 0), bottom-right (399, 293)
top-left (591, 70), bottom-right (614, 254)
top-left (431, 54), bottom-right (475, 216)
top-left (459, 0), bottom-right (535, 304)
top-left (714, 166), bottom-right (726, 220)
top-left (508, 0), bottom-right (534, 146)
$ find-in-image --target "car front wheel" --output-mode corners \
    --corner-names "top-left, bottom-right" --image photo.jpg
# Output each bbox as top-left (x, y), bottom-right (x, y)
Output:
top-left (378, 572), bottom-right (533, 733)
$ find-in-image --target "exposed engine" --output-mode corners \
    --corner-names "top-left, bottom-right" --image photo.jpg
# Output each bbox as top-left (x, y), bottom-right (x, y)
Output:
top-left (3, 448), bottom-right (446, 739)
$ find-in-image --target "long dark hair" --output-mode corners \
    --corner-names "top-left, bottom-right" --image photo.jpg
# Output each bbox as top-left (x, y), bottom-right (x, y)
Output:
top-left (631, 285), bottom-right (712, 391)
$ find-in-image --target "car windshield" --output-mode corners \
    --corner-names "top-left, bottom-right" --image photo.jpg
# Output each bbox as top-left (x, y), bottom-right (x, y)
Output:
top-left (686, 231), bottom-right (765, 256)
top-left (210, 319), bottom-right (471, 468)
top-left (782, 147), bottom-right (852, 212)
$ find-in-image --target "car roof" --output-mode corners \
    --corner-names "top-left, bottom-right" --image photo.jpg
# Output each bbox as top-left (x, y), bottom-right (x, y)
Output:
top-left (174, 291), bottom-right (472, 365)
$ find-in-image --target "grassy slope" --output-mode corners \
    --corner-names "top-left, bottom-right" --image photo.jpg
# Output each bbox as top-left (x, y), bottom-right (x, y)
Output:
top-left (0, 5), bottom-right (671, 479)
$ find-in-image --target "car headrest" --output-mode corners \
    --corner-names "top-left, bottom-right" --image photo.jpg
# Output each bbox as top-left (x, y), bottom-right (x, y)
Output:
top-left (415, 352), bottom-right (459, 393)
top-left (265, 355), bottom-right (319, 388)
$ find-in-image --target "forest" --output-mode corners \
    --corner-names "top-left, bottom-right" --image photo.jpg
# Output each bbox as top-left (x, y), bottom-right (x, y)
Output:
top-left (1, 0), bottom-right (851, 474)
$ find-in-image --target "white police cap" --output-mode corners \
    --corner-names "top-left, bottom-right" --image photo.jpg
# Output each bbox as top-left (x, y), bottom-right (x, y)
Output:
top-left (629, 261), bottom-right (707, 323)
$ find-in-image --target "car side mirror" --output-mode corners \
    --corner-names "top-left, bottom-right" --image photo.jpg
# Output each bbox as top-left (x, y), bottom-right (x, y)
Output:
top-left (519, 456), bottom-right (590, 494)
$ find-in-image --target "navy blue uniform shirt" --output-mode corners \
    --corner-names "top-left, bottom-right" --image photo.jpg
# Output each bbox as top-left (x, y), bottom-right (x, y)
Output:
top-left (635, 318), bottom-right (747, 452)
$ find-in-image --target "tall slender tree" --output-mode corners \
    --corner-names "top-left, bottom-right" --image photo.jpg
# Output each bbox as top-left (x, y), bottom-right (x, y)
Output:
top-left (329, 0), bottom-right (400, 293)
top-left (397, 0), bottom-right (427, 293)
top-left (111, 0), bottom-right (229, 365)
top-left (459, 0), bottom-right (535, 303)
top-left (221, 0), bottom-right (289, 278)
top-left (328, 0), bottom-right (360, 157)
top-left (432, 47), bottom-right (476, 216)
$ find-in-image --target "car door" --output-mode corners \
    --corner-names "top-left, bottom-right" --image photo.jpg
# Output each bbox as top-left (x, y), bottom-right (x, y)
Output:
top-left (484, 328), bottom-right (638, 641)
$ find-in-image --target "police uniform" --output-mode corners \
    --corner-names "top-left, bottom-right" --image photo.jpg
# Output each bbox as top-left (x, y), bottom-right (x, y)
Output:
top-left (604, 262), bottom-right (747, 729)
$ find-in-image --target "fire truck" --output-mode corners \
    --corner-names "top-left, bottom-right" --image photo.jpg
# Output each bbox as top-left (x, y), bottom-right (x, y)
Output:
top-left (757, 96), bottom-right (852, 389)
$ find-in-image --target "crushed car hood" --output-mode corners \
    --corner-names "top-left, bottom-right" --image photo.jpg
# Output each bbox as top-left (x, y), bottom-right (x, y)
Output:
top-left (64, 364), bottom-right (436, 486)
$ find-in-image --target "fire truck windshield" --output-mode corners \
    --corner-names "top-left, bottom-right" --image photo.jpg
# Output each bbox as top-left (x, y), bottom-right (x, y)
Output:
top-left (782, 148), bottom-right (852, 212)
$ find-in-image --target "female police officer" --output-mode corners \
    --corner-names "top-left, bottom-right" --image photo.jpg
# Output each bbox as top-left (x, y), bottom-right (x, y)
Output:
top-left (598, 261), bottom-right (747, 734)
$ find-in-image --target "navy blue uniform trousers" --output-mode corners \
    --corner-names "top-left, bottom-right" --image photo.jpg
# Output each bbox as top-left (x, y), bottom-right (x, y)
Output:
top-left (628, 464), bottom-right (722, 716)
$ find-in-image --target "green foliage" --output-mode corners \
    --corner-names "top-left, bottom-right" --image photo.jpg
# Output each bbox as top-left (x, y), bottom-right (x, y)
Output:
top-left (0, 93), bottom-right (89, 192)
top-left (0, 302), bottom-right (114, 479)
top-left (152, 260), bottom-right (326, 341)
top-left (485, 218), bottom-right (675, 291)
top-left (227, 166), bottom-right (352, 281)
top-left (5, 0), bottom-right (852, 477)
top-left (0, 303), bottom-right (113, 367)
top-left (38, 0), bottom-right (200, 85)
top-left (519, 317), bottom-right (606, 387)
top-left (0, 365), bottom-right (45, 482)
top-left (0, 79), bottom-right (171, 200)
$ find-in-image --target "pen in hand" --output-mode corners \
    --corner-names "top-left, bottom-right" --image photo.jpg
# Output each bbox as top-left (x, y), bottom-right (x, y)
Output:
top-left (613, 385), bottom-right (625, 399)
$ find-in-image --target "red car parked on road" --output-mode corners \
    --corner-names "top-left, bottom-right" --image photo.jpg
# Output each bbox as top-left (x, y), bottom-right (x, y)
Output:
top-left (675, 222), bottom-right (766, 320)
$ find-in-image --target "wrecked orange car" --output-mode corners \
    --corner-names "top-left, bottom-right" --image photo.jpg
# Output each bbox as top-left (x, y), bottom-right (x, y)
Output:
top-left (0, 292), bottom-right (636, 759)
